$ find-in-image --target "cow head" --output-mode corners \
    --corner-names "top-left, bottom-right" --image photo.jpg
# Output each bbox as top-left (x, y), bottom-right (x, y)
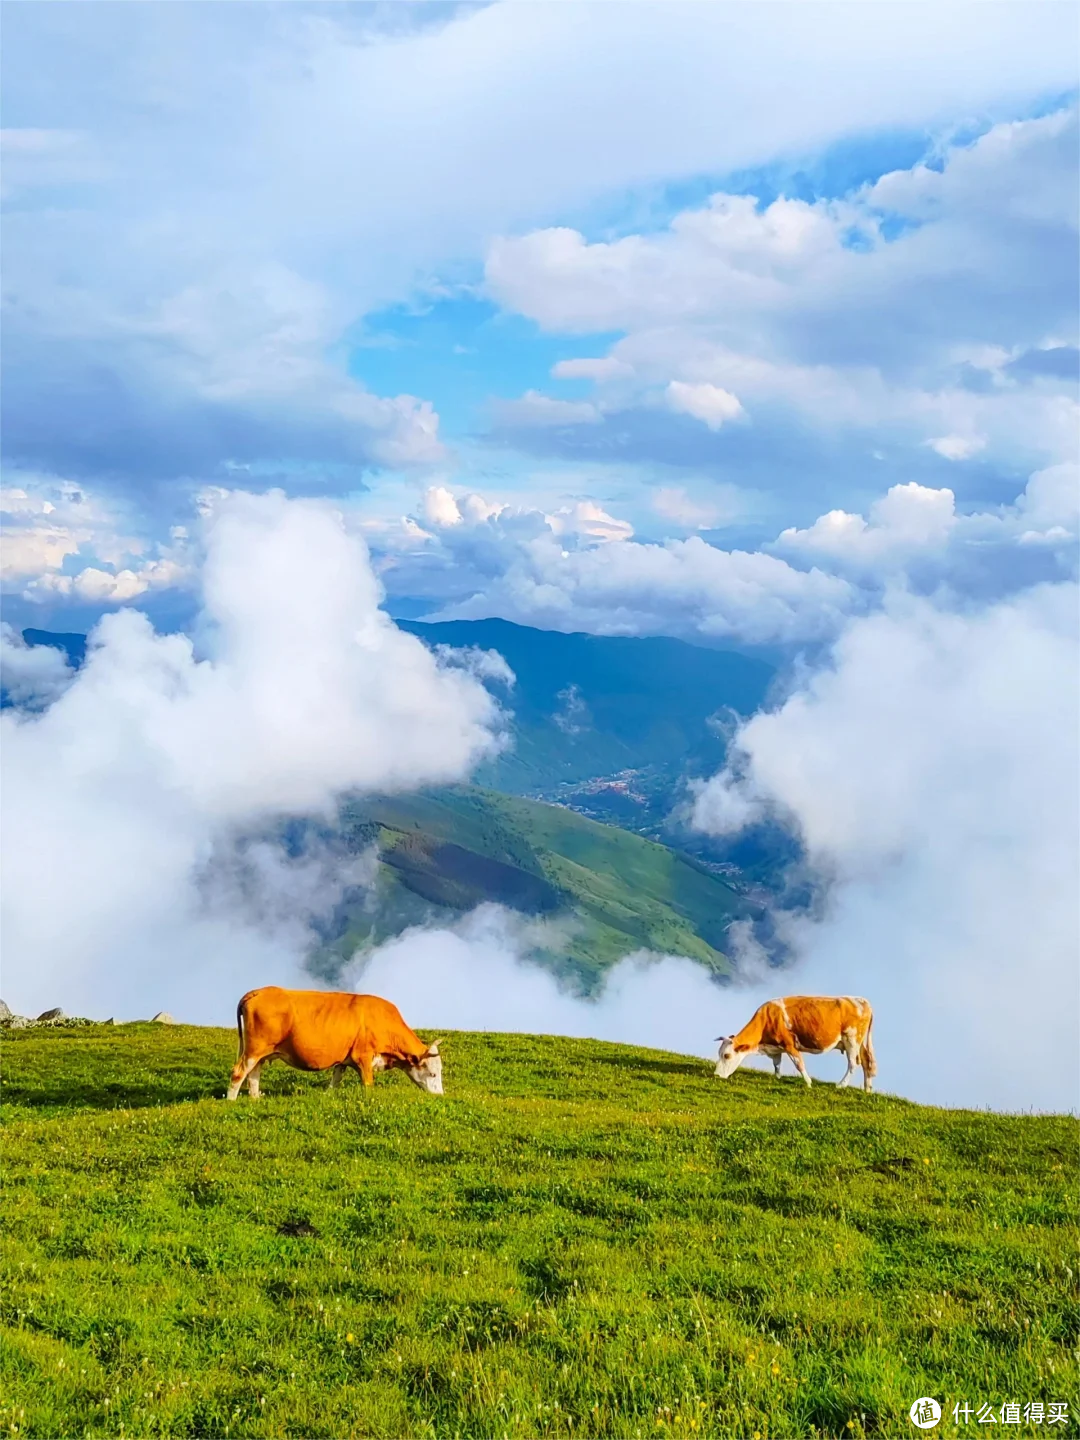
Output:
top-left (404, 1041), bottom-right (444, 1095)
top-left (713, 1035), bottom-right (746, 1079)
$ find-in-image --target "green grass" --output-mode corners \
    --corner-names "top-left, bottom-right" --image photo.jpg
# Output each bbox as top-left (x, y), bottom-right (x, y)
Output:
top-left (2, 1025), bottom-right (1077, 1439)
top-left (336, 787), bottom-right (747, 987)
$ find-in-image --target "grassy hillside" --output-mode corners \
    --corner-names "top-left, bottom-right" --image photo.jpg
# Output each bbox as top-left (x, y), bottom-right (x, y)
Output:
top-left (2, 1025), bottom-right (1076, 1439)
top-left (333, 787), bottom-right (750, 987)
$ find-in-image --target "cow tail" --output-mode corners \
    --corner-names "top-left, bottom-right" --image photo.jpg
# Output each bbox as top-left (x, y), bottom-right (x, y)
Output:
top-left (236, 998), bottom-right (247, 1064)
top-left (860, 1012), bottom-right (877, 1078)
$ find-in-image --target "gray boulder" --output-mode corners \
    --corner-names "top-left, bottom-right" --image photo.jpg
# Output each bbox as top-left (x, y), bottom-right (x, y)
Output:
top-left (0, 1000), bottom-right (11, 1023)
top-left (36, 1007), bottom-right (65, 1023)
top-left (151, 1011), bottom-right (176, 1024)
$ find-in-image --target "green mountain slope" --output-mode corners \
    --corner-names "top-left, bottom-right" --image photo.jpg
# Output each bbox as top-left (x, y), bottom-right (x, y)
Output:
top-left (3, 1025), bottom-right (1076, 1439)
top-left (329, 786), bottom-right (751, 988)
top-left (401, 617), bottom-right (775, 794)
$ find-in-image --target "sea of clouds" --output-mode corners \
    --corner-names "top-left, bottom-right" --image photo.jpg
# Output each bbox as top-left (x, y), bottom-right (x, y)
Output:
top-left (2, 490), bottom-right (1077, 1114)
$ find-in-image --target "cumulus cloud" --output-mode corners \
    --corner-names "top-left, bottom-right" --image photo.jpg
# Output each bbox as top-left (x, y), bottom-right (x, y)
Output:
top-left (26, 558), bottom-right (189, 606)
top-left (774, 482), bottom-right (959, 568)
top-left (0, 491), bottom-right (506, 1019)
top-left (771, 467), bottom-right (1078, 591)
top-left (666, 381), bottom-right (745, 430)
top-left (0, 623), bottom-right (74, 709)
top-left (547, 501), bottom-right (634, 543)
top-left (357, 463), bottom-right (1076, 647)
top-left (1, 473), bottom-right (195, 607)
top-left (926, 434), bottom-right (986, 462)
top-left (351, 905), bottom-right (735, 1062)
top-left (5, 2), bottom-right (1075, 506)
top-left (651, 486), bottom-right (743, 532)
top-left (486, 109), bottom-right (1079, 481)
top-left (436, 530), bottom-right (855, 645)
top-left (692, 582), bottom-right (1080, 1111)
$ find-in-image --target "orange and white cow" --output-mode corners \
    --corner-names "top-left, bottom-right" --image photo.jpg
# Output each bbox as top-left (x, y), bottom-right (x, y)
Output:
top-left (226, 986), bottom-right (443, 1100)
top-left (714, 995), bottom-right (876, 1091)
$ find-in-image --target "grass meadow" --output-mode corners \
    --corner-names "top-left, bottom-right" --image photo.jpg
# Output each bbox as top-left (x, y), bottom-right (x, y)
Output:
top-left (1, 1023), bottom-right (1077, 1438)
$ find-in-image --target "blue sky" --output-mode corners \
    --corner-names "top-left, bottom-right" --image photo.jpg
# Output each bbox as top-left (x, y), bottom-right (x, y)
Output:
top-left (348, 299), bottom-right (621, 437)
top-left (1, 1), bottom-right (1077, 637)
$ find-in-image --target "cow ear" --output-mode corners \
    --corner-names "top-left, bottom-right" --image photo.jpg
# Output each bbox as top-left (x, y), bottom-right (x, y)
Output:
top-left (426, 1040), bottom-right (442, 1056)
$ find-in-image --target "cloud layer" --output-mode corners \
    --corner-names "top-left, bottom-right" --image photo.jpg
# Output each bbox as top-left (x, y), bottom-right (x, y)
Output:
top-left (0, 492), bottom-right (504, 1018)
top-left (3, 5), bottom-right (1075, 508)
top-left (487, 109), bottom-right (1079, 490)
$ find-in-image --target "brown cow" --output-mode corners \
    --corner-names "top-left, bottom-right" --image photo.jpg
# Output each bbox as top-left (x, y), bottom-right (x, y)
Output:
top-left (226, 986), bottom-right (443, 1100)
top-left (714, 995), bottom-right (876, 1090)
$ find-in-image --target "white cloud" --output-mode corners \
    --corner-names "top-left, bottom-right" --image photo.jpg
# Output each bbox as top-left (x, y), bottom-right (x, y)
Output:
top-left (1, 474), bottom-right (193, 601)
top-left (432, 645), bottom-right (516, 691)
top-left (6, 4), bottom-right (1075, 493)
top-left (437, 530), bottom-right (855, 645)
top-left (547, 500), bottom-right (633, 543)
top-left (1, 524), bottom-right (83, 581)
top-left (362, 464), bottom-right (1074, 645)
top-left (0, 624), bottom-right (74, 708)
top-left (666, 380), bottom-right (745, 430)
top-left (422, 485), bottom-right (466, 528)
top-left (692, 582), bottom-right (1080, 1111)
top-left (551, 357), bottom-right (634, 383)
top-left (352, 905), bottom-right (734, 1063)
top-left (491, 390), bottom-right (601, 428)
top-left (0, 491), bottom-right (505, 1018)
top-left (775, 482), bottom-right (958, 567)
top-left (25, 558), bottom-right (189, 606)
top-left (1015, 462), bottom-right (1080, 532)
top-left (652, 487), bottom-right (738, 531)
top-left (486, 110), bottom-right (1079, 476)
top-left (772, 467), bottom-right (1079, 586)
top-left (927, 434), bottom-right (986, 461)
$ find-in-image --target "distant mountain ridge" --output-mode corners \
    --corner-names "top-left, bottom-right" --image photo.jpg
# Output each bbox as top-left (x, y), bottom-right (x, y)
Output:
top-left (16, 621), bottom-right (774, 797)
top-left (400, 617), bottom-right (773, 793)
top-left (21, 629), bottom-right (88, 665)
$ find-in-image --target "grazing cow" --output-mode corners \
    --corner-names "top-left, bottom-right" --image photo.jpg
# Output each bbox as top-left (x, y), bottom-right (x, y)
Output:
top-left (714, 995), bottom-right (876, 1090)
top-left (226, 986), bottom-right (443, 1100)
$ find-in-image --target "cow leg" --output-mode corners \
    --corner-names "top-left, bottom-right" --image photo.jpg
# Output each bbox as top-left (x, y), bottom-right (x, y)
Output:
top-left (837, 1035), bottom-right (858, 1088)
top-left (357, 1053), bottom-right (376, 1088)
top-left (771, 1053), bottom-right (783, 1079)
top-left (246, 1060), bottom-right (265, 1100)
top-left (329, 1064), bottom-right (347, 1091)
top-left (786, 1045), bottom-right (812, 1087)
top-left (227, 1053), bottom-right (262, 1101)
